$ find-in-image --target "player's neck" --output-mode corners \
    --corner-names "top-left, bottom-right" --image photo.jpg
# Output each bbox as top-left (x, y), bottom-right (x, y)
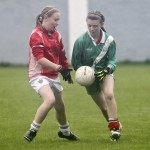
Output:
top-left (93, 30), bottom-right (102, 44)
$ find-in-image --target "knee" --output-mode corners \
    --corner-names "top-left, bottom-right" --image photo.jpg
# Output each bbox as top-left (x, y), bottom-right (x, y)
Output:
top-left (44, 97), bottom-right (55, 109)
top-left (105, 92), bottom-right (114, 101)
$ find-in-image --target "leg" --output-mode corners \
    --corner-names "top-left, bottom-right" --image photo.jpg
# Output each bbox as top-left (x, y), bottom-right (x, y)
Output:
top-left (24, 84), bottom-right (55, 142)
top-left (102, 75), bottom-right (122, 141)
top-left (101, 75), bottom-right (118, 118)
top-left (34, 84), bottom-right (55, 124)
top-left (91, 91), bottom-right (109, 121)
top-left (54, 91), bottom-right (79, 140)
top-left (54, 92), bottom-right (67, 125)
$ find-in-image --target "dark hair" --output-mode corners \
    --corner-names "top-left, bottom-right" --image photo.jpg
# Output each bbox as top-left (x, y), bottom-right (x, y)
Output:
top-left (36, 6), bottom-right (59, 26)
top-left (86, 10), bottom-right (106, 32)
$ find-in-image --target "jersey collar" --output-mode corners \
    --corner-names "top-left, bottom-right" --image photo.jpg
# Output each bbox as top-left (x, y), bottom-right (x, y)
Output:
top-left (88, 29), bottom-right (106, 45)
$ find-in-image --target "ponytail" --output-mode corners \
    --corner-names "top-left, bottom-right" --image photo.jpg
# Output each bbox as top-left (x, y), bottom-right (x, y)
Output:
top-left (36, 14), bottom-right (43, 26)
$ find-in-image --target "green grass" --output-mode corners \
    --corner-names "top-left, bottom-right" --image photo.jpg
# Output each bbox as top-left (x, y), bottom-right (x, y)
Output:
top-left (0, 64), bottom-right (150, 150)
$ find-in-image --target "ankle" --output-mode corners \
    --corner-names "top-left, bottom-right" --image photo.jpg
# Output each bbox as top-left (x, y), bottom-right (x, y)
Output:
top-left (108, 118), bottom-right (120, 130)
top-left (59, 122), bottom-right (70, 136)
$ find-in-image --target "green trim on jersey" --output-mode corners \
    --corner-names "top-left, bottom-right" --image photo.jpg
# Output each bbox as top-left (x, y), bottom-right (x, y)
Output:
top-left (71, 31), bottom-right (116, 73)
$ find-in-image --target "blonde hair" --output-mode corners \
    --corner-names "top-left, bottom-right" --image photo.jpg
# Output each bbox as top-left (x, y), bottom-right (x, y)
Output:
top-left (36, 6), bottom-right (59, 26)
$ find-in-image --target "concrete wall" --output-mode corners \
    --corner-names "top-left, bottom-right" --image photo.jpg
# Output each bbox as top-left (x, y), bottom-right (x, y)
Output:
top-left (0, 0), bottom-right (150, 64)
top-left (0, 0), bottom-right (68, 64)
top-left (89, 0), bottom-right (150, 62)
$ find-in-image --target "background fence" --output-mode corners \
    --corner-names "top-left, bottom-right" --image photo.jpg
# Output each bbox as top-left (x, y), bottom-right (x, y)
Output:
top-left (0, 0), bottom-right (150, 64)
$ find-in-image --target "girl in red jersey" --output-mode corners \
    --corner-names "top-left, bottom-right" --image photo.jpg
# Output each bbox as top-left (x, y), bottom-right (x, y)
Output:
top-left (24, 6), bottom-right (79, 142)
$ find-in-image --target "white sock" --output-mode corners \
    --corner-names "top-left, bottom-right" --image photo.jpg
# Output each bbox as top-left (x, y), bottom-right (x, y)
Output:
top-left (30, 120), bottom-right (40, 131)
top-left (59, 122), bottom-right (70, 136)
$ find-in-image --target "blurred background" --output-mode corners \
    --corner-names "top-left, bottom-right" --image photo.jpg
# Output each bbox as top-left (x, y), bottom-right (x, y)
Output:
top-left (0, 0), bottom-right (150, 65)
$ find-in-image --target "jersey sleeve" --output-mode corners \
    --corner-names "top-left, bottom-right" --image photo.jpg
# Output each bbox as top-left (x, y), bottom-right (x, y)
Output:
top-left (107, 40), bottom-right (117, 72)
top-left (71, 39), bottom-right (84, 71)
top-left (29, 32), bottom-right (45, 60)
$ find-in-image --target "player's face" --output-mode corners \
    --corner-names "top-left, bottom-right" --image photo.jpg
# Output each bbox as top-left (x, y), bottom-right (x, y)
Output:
top-left (86, 19), bottom-right (102, 38)
top-left (42, 12), bottom-right (60, 32)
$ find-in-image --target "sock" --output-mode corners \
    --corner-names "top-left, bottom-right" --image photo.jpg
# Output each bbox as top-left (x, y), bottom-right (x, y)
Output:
top-left (30, 120), bottom-right (41, 131)
top-left (59, 122), bottom-right (70, 136)
top-left (108, 118), bottom-right (120, 130)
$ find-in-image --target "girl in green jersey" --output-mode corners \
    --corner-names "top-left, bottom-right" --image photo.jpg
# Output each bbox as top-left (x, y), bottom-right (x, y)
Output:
top-left (71, 10), bottom-right (122, 141)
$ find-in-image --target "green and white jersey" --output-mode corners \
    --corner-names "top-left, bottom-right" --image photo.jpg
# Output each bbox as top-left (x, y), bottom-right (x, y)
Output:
top-left (71, 30), bottom-right (116, 73)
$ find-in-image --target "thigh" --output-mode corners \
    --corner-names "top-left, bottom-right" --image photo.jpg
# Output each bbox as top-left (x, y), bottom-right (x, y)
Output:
top-left (91, 91), bottom-right (106, 107)
top-left (29, 76), bottom-right (51, 93)
top-left (50, 77), bottom-right (63, 93)
top-left (38, 84), bottom-right (55, 102)
top-left (102, 75), bottom-right (114, 94)
top-left (30, 76), bottom-right (55, 102)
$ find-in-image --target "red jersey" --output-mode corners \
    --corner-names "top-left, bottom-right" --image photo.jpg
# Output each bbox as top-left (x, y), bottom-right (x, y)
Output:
top-left (28, 26), bottom-right (69, 80)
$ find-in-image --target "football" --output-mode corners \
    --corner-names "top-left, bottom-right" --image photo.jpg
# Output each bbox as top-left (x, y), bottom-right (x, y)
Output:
top-left (75, 66), bottom-right (95, 86)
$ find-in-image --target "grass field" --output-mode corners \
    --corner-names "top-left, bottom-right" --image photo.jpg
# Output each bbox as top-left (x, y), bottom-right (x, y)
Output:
top-left (0, 64), bottom-right (150, 150)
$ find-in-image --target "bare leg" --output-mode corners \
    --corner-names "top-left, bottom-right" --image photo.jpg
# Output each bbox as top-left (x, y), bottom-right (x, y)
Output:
top-left (101, 75), bottom-right (121, 141)
top-left (34, 84), bottom-right (55, 124)
top-left (24, 84), bottom-right (55, 142)
top-left (53, 92), bottom-right (79, 140)
top-left (101, 75), bottom-right (118, 118)
top-left (54, 92), bottom-right (67, 125)
top-left (91, 91), bottom-right (109, 121)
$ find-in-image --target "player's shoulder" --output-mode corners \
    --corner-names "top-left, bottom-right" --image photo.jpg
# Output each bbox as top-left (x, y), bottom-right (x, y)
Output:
top-left (30, 27), bottom-right (43, 38)
top-left (104, 32), bottom-right (114, 41)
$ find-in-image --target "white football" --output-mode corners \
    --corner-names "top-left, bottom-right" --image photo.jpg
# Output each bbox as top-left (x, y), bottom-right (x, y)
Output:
top-left (75, 66), bottom-right (95, 86)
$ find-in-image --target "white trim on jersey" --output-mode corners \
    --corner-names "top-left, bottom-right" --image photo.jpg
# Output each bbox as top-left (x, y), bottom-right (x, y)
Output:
top-left (88, 29), bottom-right (106, 46)
top-left (92, 35), bottom-right (114, 68)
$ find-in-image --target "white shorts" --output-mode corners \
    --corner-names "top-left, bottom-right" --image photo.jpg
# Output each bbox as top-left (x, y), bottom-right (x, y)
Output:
top-left (29, 76), bottom-right (63, 93)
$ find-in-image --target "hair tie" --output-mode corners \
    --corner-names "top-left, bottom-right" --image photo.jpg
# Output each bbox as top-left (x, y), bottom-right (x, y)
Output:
top-left (39, 15), bottom-right (43, 21)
